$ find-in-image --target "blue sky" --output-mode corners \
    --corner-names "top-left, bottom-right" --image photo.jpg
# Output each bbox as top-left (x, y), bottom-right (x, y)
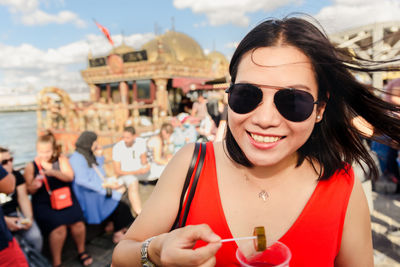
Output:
top-left (0, 0), bottom-right (399, 95)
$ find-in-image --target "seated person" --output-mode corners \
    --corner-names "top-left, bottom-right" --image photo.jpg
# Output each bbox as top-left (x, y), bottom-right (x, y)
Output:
top-left (0, 147), bottom-right (43, 252)
top-left (0, 165), bottom-right (28, 266)
top-left (70, 131), bottom-right (134, 244)
top-left (112, 126), bottom-right (150, 215)
top-left (24, 131), bottom-right (92, 267)
top-left (147, 123), bottom-right (174, 181)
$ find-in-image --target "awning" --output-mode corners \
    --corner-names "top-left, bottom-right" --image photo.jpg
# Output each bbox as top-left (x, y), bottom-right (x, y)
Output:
top-left (173, 77), bottom-right (229, 93)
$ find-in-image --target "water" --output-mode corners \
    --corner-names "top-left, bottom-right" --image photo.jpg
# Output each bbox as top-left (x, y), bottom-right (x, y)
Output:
top-left (0, 111), bottom-right (37, 167)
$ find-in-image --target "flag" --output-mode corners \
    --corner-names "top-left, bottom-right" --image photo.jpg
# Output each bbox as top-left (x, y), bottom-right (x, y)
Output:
top-left (94, 20), bottom-right (114, 46)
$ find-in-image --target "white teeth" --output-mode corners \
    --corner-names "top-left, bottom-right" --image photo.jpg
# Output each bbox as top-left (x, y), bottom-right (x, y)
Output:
top-left (250, 133), bottom-right (281, 143)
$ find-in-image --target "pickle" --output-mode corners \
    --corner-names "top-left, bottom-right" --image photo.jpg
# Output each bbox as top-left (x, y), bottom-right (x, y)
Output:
top-left (253, 226), bottom-right (266, 251)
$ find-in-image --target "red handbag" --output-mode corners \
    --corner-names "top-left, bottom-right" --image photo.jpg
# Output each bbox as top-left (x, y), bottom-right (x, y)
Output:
top-left (35, 160), bottom-right (73, 210)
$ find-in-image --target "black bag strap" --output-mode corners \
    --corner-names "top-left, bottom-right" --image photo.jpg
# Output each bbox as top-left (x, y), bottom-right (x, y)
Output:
top-left (181, 142), bottom-right (206, 227)
top-left (171, 142), bottom-right (206, 230)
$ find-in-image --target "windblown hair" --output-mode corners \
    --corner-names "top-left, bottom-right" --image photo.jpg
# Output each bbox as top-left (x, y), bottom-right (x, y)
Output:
top-left (37, 130), bottom-right (61, 163)
top-left (226, 15), bottom-right (400, 180)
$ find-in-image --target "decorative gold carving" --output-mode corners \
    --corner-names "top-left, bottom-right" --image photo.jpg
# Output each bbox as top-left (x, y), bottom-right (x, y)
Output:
top-left (107, 54), bottom-right (124, 74)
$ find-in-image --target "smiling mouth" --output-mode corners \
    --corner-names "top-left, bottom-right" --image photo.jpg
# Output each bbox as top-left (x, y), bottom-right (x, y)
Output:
top-left (249, 132), bottom-right (284, 143)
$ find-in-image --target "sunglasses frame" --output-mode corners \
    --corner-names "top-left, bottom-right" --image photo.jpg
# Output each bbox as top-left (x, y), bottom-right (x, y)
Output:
top-left (225, 83), bottom-right (319, 122)
top-left (1, 157), bottom-right (13, 165)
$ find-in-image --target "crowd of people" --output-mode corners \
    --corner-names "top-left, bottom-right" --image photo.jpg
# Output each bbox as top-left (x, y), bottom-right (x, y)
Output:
top-left (0, 96), bottom-right (228, 266)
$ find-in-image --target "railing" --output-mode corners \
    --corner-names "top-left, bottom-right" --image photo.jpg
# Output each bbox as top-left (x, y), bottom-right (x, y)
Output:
top-left (37, 101), bottom-right (162, 134)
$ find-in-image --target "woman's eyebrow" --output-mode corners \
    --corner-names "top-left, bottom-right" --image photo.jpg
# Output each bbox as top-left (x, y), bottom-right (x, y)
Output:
top-left (286, 84), bottom-right (312, 91)
top-left (239, 81), bottom-right (312, 91)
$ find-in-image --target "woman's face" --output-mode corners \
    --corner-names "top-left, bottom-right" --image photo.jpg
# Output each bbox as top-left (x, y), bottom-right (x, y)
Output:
top-left (36, 142), bottom-right (53, 162)
top-left (91, 140), bottom-right (98, 152)
top-left (161, 130), bottom-right (172, 141)
top-left (228, 45), bottom-right (325, 166)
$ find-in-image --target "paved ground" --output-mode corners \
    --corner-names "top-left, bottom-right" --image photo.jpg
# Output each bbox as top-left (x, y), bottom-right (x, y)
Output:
top-left (372, 191), bottom-right (400, 266)
top-left (59, 186), bottom-right (400, 266)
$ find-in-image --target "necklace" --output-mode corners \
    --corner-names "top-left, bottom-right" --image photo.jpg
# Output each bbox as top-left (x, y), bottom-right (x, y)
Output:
top-left (244, 173), bottom-right (269, 202)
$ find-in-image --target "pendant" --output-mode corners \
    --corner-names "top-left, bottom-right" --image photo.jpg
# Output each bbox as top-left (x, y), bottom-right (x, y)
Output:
top-left (258, 190), bottom-right (269, 201)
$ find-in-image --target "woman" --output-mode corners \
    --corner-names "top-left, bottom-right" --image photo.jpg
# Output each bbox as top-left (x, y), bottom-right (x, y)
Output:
top-left (112, 16), bottom-right (400, 266)
top-left (69, 131), bottom-right (134, 244)
top-left (0, 147), bottom-right (43, 252)
top-left (24, 131), bottom-right (92, 267)
top-left (147, 123), bottom-right (174, 181)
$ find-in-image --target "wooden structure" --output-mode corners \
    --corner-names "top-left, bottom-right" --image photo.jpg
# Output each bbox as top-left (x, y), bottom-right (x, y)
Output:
top-left (80, 30), bottom-right (229, 123)
top-left (37, 30), bottom-right (229, 156)
top-left (329, 21), bottom-right (400, 89)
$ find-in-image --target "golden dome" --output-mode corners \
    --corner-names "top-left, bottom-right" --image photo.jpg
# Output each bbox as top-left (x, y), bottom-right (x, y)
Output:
top-left (207, 51), bottom-right (228, 65)
top-left (110, 42), bottom-right (135, 55)
top-left (141, 30), bottom-right (205, 62)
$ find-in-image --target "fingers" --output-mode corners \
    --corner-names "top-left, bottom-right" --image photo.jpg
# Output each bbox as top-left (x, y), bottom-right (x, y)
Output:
top-left (160, 224), bottom-right (221, 266)
top-left (183, 243), bottom-right (221, 266)
top-left (198, 256), bottom-right (217, 267)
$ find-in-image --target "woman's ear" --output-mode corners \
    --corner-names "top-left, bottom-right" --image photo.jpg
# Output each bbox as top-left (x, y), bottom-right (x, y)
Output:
top-left (315, 101), bottom-right (327, 123)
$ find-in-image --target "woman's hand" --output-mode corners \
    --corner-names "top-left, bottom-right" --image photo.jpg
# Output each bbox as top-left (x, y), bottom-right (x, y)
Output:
top-left (41, 161), bottom-right (52, 170)
top-left (94, 146), bottom-right (103, 157)
top-left (19, 218), bottom-right (32, 230)
top-left (31, 178), bottom-right (43, 190)
top-left (4, 216), bottom-right (22, 232)
top-left (150, 224), bottom-right (222, 267)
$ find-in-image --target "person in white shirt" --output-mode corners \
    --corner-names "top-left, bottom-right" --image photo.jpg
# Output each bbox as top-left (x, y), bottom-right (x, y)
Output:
top-left (112, 126), bottom-right (150, 215)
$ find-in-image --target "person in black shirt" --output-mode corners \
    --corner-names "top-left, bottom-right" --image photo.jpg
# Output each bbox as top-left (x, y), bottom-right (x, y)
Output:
top-left (0, 147), bottom-right (43, 252)
top-left (0, 164), bottom-right (28, 266)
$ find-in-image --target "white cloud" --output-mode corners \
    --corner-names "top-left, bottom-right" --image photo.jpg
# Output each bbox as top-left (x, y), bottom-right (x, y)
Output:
top-left (0, 0), bottom-right (86, 27)
top-left (315, 0), bottom-right (400, 33)
top-left (0, 32), bottom-right (155, 95)
top-left (173, 0), bottom-right (301, 27)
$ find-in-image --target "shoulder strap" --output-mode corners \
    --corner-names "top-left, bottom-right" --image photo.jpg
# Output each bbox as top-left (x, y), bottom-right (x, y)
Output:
top-left (34, 159), bottom-right (52, 195)
top-left (181, 142), bottom-right (206, 227)
top-left (92, 163), bottom-right (105, 181)
top-left (171, 143), bottom-right (201, 230)
top-left (171, 142), bottom-right (207, 230)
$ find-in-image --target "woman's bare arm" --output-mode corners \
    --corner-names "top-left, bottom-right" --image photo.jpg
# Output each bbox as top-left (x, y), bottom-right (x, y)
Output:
top-left (24, 162), bottom-right (42, 194)
top-left (0, 171), bottom-right (15, 194)
top-left (113, 143), bottom-right (221, 267)
top-left (45, 155), bottom-right (74, 182)
top-left (149, 136), bottom-right (169, 165)
top-left (335, 176), bottom-right (373, 267)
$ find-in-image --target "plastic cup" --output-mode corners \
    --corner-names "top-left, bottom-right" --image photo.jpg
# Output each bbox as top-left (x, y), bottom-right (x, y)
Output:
top-left (236, 241), bottom-right (291, 267)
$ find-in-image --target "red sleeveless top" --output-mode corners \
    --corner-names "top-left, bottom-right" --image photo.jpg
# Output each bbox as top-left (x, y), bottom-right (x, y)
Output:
top-left (183, 142), bottom-right (354, 267)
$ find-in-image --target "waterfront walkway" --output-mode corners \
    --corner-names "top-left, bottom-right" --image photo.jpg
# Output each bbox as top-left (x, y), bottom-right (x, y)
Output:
top-left (60, 187), bottom-right (400, 266)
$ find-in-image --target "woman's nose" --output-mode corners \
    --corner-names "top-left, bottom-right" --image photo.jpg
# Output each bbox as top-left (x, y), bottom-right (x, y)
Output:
top-left (250, 94), bottom-right (281, 128)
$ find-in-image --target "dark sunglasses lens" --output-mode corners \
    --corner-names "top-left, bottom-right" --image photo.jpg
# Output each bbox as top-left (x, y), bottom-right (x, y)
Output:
top-left (274, 89), bottom-right (315, 122)
top-left (1, 158), bottom-right (12, 165)
top-left (228, 84), bottom-right (262, 114)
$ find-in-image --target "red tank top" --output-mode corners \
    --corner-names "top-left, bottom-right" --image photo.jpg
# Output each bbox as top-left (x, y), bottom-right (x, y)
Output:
top-left (183, 142), bottom-right (354, 266)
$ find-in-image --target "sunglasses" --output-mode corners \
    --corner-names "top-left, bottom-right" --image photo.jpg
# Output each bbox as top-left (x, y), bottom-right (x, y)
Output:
top-left (1, 157), bottom-right (13, 165)
top-left (226, 83), bottom-right (319, 122)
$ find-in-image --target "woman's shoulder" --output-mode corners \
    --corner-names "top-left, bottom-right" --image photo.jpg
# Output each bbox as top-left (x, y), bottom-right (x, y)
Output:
top-left (69, 151), bottom-right (81, 160)
top-left (147, 135), bottom-right (161, 146)
top-left (68, 152), bottom-right (85, 165)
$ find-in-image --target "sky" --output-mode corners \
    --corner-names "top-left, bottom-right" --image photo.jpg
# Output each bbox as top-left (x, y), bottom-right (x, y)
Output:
top-left (0, 0), bottom-right (399, 96)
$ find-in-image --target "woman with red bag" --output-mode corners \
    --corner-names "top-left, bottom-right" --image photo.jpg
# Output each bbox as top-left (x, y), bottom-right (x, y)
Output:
top-left (24, 131), bottom-right (92, 267)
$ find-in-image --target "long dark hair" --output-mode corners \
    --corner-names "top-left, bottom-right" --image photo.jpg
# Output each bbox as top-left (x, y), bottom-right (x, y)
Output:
top-left (226, 15), bottom-right (400, 180)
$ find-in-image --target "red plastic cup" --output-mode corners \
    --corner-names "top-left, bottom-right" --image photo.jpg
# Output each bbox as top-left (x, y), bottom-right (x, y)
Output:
top-left (236, 241), bottom-right (291, 267)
